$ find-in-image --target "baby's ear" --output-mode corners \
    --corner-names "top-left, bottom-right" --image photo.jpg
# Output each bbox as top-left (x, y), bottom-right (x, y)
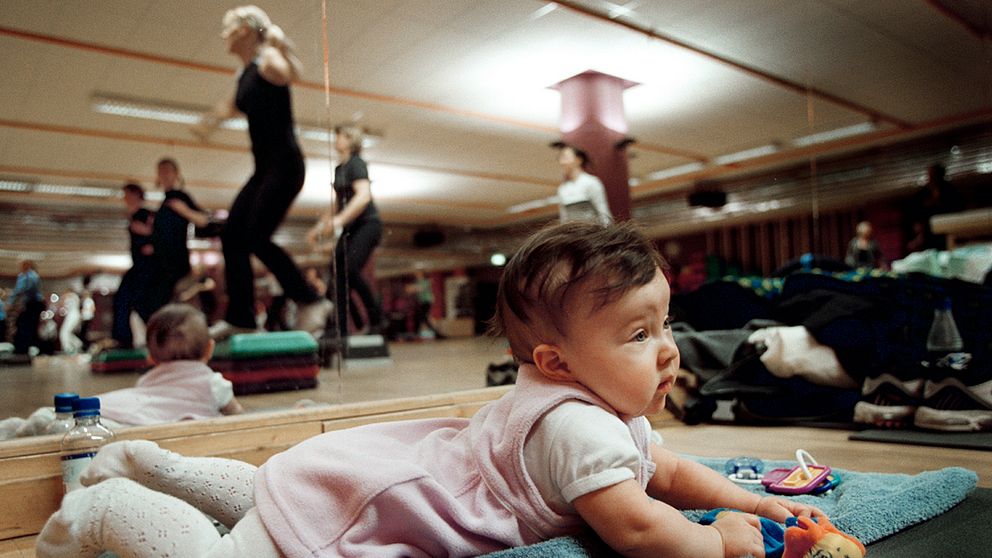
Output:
top-left (202, 339), bottom-right (215, 362)
top-left (532, 344), bottom-right (573, 382)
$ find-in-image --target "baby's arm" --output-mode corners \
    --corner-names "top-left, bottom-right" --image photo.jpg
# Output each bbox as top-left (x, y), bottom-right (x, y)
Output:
top-left (647, 444), bottom-right (824, 522)
top-left (220, 396), bottom-right (244, 415)
top-left (572, 478), bottom-right (764, 558)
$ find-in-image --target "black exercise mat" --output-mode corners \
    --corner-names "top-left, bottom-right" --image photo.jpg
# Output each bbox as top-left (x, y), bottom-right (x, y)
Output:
top-left (849, 428), bottom-right (992, 451)
top-left (867, 487), bottom-right (992, 557)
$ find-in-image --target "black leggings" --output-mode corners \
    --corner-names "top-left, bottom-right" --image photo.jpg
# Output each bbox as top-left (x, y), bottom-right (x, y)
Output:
top-left (112, 261), bottom-right (151, 346)
top-left (136, 258), bottom-right (187, 323)
top-left (222, 160), bottom-right (319, 328)
top-left (331, 218), bottom-right (383, 334)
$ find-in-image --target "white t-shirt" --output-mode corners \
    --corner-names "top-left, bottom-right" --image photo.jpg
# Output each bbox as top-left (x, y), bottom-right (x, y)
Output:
top-left (557, 172), bottom-right (613, 226)
top-left (523, 400), bottom-right (643, 514)
top-left (210, 372), bottom-right (235, 408)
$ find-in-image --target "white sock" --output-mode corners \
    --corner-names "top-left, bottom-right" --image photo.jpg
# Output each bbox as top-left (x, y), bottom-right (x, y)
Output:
top-left (17, 406), bottom-right (55, 437)
top-left (36, 478), bottom-right (224, 558)
top-left (0, 417), bottom-right (26, 440)
top-left (81, 440), bottom-right (256, 528)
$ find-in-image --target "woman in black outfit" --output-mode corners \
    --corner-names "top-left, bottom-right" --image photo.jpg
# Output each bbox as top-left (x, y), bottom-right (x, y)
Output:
top-left (307, 125), bottom-right (384, 336)
top-left (137, 158), bottom-right (210, 324)
top-left (196, 5), bottom-right (330, 340)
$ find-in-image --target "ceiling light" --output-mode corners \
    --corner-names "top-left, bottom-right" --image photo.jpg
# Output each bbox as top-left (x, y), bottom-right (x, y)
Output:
top-left (0, 179), bottom-right (118, 198)
top-left (792, 122), bottom-right (877, 147)
top-left (604, 1), bottom-right (639, 19)
top-left (642, 162), bottom-right (706, 182)
top-left (506, 198), bottom-right (554, 214)
top-left (490, 253), bottom-right (507, 266)
top-left (92, 94), bottom-right (209, 125)
top-left (33, 183), bottom-right (116, 198)
top-left (530, 2), bottom-right (558, 19)
top-left (92, 93), bottom-right (379, 148)
top-left (0, 180), bottom-right (31, 192)
top-left (713, 144), bottom-right (780, 166)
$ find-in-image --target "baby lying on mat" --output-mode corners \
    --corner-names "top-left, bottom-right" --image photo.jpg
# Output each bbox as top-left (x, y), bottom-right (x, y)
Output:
top-left (39, 222), bottom-right (826, 558)
top-left (0, 304), bottom-right (241, 440)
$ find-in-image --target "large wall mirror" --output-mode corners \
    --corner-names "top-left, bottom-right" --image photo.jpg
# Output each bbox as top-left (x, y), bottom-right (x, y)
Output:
top-left (1, 1), bottom-right (989, 451)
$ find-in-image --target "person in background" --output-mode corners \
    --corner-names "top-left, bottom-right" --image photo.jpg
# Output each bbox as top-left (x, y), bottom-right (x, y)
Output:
top-left (8, 260), bottom-right (44, 355)
top-left (137, 159), bottom-right (210, 325)
top-left (555, 143), bottom-right (612, 225)
top-left (408, 270), bottom-right (444, 339)
top-left (79, 288), bottom-right (95, 351)
top-left (0, 288), bottom-right (8, 344)
top-left (905, 163), bottom-right (966, 253)
top-left (845, 221), bottom-right (884, 269)
top-left (194, 5), bottom-right (331, 340)
top-left (36, 222), bottom-right (823, 558)
top-left (58, 289), bottom-right (82, 355)
top-left (307, 124), bottom-right (385, 337)
top-left (108, 183), bottom-right (155, 349)
top-left (304, 267), bottom-right (327, 298)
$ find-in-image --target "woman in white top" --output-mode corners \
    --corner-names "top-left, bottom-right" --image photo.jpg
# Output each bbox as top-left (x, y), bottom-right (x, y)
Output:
top-left (556, 144), bottom-right (612, 225)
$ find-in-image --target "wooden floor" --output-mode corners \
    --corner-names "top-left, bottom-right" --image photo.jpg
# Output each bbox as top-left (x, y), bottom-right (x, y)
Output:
top-left (2, 335), bottom-right (990, 489)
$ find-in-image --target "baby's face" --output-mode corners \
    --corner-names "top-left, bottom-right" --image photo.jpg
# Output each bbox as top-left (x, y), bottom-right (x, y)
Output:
top-left (558, 269), bottom-right (680, 417)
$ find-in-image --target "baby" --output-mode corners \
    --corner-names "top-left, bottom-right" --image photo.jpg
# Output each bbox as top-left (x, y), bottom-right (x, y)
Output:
top-left (37, 222), bottom-right (820, 558)
top-left (2, 304), bottom-right (241, 439)
top-left (97, 303), bottom-right (243, 426)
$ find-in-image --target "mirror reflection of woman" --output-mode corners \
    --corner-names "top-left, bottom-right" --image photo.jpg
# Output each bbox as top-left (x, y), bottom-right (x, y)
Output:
top-left (195, 5), bottom-right (331, 340)
top-left (136, 158), bottom-right (209, 325)
top-left (307, 125), bottom-right (385, 337)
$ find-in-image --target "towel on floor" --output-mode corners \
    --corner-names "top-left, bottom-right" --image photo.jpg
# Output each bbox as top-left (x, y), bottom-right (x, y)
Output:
top-left (480, 456), bottom-right (978, 557)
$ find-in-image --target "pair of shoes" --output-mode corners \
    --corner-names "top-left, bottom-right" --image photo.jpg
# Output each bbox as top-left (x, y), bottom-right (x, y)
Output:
top-left (852, 373), bottom-right (922, 429)
top-left (297, 299), bottom-right (333, 335)
top-left (914, 377), bottom-right (992, 431)
top-left (209, 320), bottom-right (257, 341)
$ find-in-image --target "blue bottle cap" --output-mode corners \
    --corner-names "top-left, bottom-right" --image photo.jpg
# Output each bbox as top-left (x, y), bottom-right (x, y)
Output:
top-left (53, 392), bottom-right (79, 413)
top-left (72, 396), bottom-right (101, 418)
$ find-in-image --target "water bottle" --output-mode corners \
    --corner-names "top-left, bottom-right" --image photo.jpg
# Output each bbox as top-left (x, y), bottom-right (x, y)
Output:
top-left (45, 392), bottom-right (79, 435)
top-left (60, 397), bottom-right (115, 493)
top-left (923, 297), bottom-right (970, 373)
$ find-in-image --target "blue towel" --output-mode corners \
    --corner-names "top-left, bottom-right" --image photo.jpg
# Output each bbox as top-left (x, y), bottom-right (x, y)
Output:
top-left (481, 456), bottom-right (977, 557)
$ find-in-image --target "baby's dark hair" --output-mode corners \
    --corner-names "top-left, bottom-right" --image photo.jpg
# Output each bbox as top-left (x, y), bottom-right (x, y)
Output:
top-left (489, 221), bottom-right (666, 363)
top-left (146, 304), bottom-right (211, 362)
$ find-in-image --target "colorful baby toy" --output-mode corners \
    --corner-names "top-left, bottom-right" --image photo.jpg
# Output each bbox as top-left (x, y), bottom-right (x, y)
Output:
top-left (699, 510), bottom-right (865, 558)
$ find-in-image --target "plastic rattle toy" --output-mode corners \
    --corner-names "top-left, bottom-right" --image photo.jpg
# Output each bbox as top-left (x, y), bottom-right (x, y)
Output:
top-left (762, 450), bottom-right (836, 496)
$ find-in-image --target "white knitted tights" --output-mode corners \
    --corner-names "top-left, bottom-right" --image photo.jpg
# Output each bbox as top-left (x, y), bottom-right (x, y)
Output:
top-left (36, 477), bottom-right (227, 558)
top-left (35, 440), bottom-right (277, 558)
top-left (81, 439), bottom-right (256, 528)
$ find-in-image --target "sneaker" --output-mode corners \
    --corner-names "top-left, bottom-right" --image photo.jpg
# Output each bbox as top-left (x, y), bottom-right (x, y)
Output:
top-left (209, 320), bottom-right (257, 341)
top-left (296, 299), bottom-right (333, 336)
top-left (852, 373), bottom-right (923, 428)
top-left (914, 377), bottom-right (992, 431)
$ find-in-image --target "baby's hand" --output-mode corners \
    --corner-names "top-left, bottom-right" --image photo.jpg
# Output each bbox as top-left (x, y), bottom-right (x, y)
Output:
top-left (711, 513), bottom-right (765, 558)
top-left (754, 495), bottom-right (825, 523)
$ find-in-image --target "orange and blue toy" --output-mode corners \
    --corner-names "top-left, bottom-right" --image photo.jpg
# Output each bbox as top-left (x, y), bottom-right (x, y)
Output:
top-left (699, 509), bottom-right (865, 558)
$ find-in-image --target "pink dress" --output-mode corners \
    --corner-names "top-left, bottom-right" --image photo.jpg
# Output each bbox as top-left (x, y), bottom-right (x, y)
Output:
top-left (98, 361), bottom-right (224, 425)
top-left (254, 364), bottom-right (656, 557)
